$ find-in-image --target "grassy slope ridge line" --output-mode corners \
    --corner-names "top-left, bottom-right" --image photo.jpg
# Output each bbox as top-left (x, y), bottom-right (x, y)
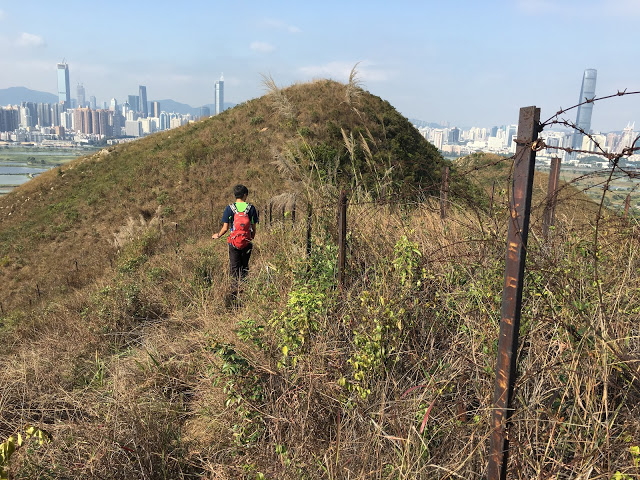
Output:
top-left (0, 79), bottom-right (454, 478)
top-left (0, 79), bottom-right (452, 316)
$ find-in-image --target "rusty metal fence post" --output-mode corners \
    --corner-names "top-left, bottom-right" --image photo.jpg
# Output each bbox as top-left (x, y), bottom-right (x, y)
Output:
top-left (624, 193), bottom-right (631, 218)
top-left (440, 165), bottom-right (449, 220)
top-left (487, 106), bottom-right (540, 480)
top-left (337, 190), bottom-right (347, 290)
top-left (306, 202), bottom-right (313, 258)
top-left (292, 200), bottom-right (296, 226)
top-left (542, 157), bottom-right (561, 239)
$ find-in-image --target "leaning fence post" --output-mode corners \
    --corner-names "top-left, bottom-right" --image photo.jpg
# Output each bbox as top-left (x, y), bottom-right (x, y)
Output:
top-left (488, 105), bottom-right (540, 480)
top-left (292, 200), bottom-right (296, 227)
top-left (542, 157), bottom-right (561, 239)
top-left (306, 202), bottom-right (313, 258)
top-left (624, 193), bottom-right (631, 218)
top-left (440, 165), bottom-right (449, 220)
top-left (337, 190), bottom-right (348, 290)
top-left (489, 180), bottom-right (496, 217)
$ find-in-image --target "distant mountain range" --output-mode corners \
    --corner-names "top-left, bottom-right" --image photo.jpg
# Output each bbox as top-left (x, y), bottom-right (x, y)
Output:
top-left (409, 118), bottom-right (446, 129)
top-left (0, 87), bottom-right (58, 105)
top-left (0, 87), bottom-right (235, 115)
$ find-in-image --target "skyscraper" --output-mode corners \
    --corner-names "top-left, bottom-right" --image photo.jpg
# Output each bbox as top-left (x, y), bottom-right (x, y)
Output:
top-left (215, 75), bottom-right (224, 115)
top-left (77, 84), bottom-right (86, 108)
top-left (139, 85), bottom-right (148, 118)
top-left (151, 101), bottom-right (160, 118)
top-left (128, 95), bottom-right (139, 113)
top-left (571, 69), bottom-right (597, 152)
top-left (57, 62), bottom-right (71, 108)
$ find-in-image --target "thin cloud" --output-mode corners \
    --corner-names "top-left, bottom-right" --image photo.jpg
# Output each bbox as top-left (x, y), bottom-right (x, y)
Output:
top-left (0, 9), bottom-right (5, 20)
top-left (262, 18), bottom-right (301, 34)
top-left (250, 41), bottom-right (275, 53)
top-left (17, 32), bottom-right (45, 48)
top-left (299, 61), bottom-right (389, 83)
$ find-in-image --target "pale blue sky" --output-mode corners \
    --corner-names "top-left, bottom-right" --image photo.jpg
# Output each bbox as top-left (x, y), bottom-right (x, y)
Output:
top-left (1, 0), bottom-right (639, 131)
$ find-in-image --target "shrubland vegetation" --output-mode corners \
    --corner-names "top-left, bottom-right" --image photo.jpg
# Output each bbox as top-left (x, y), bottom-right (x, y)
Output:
top-left (0, 77), bottom-right (638, 479)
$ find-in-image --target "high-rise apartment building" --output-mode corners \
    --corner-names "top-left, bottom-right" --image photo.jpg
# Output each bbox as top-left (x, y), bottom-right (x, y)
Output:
top-left (51, 103), bottom-right (62, 127)
top-left (151, 101), bottom-right (161, 118)
top-left (0, 107), bottom-right (20, 133)
top-left (215, 75), bottom-right (224, 115)
top-left (139, 85), bottom-right (148, 118)
top-left (73, 107), bottom-right (93, 134)
top-left (571, 69), bottom-right (597, 152)
top-left (36, 103), bottom-right (52, 127)
top-left (57, 62), bottom-right (71, 108)
top-left (77, 84), bottom-right (86, 108)
top-left (448, 127), bottom-right (460, 144)
top-left (92, 109), bottom-right (111, 137)
top-left (20, 102), bottom-right (37, 128)
top-left (127, 95), bottom-right (139, 113)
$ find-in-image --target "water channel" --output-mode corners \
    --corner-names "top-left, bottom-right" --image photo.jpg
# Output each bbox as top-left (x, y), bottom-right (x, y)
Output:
top-left (0, 147), bottom-right (95, 195)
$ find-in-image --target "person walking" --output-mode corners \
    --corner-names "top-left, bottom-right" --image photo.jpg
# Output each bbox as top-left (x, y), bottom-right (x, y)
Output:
top-left (212, 184), bottom-right (259, 295)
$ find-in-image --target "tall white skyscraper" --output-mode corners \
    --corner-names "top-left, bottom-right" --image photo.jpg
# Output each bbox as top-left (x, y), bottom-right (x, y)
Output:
top-left (215, 74), bottom-right (224, 115)
top-left (571, 69), bottom-right (597, 152)
top-left (57, 62), bottom-right (71, 108)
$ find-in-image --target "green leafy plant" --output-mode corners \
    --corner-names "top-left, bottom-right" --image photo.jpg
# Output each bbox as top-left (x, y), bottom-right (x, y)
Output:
top-left (211, 343), bottom-right (264, 445)
top-left (0, 425), bottom-right (52, 479)
top-left (270, 244), bottom-right (337, 367)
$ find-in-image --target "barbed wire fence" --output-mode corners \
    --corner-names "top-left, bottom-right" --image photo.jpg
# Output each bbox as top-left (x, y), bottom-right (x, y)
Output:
top-left (258, 90), bottom-right (640, 479)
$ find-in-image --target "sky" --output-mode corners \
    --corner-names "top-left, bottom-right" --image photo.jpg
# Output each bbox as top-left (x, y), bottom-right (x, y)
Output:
top-left (1, 0), bottom-right (639, 132)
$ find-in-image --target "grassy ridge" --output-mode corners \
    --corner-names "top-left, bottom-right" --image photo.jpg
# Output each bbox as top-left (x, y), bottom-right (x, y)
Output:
top-left (0, 79), bottom-right (638, 479)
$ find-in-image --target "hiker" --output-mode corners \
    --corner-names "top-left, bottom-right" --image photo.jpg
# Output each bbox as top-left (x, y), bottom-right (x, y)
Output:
top-left (212, 184), bottom-right (259, 291)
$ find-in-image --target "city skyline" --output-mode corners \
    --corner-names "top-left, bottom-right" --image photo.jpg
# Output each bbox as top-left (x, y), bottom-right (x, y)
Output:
top-left (1, 1), bottom-right (640, 132)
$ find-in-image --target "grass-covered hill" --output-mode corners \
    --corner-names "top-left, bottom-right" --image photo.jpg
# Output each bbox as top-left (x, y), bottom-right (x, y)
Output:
top-left (1, 79), bottom-right (639, 480)
top-left (0, 79), bottom-right (456, 316)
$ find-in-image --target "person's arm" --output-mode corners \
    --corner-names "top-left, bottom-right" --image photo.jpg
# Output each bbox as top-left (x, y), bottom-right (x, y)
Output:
top-left (212, 223), bottom-right (229, 239)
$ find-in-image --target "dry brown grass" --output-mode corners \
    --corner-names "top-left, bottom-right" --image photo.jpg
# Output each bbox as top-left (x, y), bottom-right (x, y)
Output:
top-left (1, 79), bottom-right (637, 479)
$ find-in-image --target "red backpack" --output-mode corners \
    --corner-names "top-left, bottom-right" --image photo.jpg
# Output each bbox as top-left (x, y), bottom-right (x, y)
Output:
top-left (227, 203), bottom-right (253, 249)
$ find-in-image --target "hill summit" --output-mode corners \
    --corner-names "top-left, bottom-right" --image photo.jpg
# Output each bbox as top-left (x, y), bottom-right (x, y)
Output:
top-left (0, 79), bottom-right (451, 313)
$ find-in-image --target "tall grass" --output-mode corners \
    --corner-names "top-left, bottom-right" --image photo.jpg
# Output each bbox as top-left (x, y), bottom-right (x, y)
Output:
top-left (1, 78), bottom-right (638, 478)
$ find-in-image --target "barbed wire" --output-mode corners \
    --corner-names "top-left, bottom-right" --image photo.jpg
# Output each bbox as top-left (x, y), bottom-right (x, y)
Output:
top-left (540, 89), bottom-right (640, 128)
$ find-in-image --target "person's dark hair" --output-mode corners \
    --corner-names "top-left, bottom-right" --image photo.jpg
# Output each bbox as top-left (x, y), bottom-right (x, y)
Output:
top-left (233, 184), bottom-right (249, 199)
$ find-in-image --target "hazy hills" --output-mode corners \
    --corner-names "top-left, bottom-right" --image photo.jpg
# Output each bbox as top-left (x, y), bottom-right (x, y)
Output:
top-left (0, 86), bottom-right (58, 105)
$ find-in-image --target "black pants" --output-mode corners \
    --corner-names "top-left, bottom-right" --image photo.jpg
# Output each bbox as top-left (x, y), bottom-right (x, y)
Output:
top-left (229, 244), bottom-right (252, 289)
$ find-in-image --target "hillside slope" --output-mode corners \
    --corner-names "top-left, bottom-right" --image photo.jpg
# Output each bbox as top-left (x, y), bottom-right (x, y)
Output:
top-left (0, 79), bottom-right (452, 315)
top-left (1, 81), bottom-right (638, 480)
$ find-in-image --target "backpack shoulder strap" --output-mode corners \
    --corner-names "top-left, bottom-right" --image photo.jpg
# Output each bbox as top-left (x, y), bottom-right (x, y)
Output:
top-left (230, 203), bottom-right (238, 214)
